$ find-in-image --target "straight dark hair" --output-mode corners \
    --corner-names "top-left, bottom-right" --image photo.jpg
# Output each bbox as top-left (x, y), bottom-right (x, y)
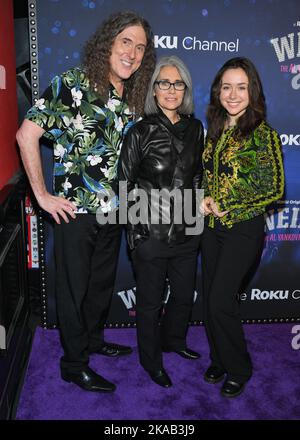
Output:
top-left (206, 57), bottom-right (266, 142)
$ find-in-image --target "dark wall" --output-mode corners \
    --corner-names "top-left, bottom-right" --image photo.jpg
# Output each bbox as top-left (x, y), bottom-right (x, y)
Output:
top-left (0, 1), bottom-right (35, 420)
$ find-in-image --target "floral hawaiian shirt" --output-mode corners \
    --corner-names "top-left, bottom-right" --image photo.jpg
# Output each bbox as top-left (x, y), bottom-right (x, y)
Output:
top-left (26, 67), bottom-right (136, 213)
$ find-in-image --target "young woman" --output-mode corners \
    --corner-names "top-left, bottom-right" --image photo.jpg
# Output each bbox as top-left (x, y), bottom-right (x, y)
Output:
top-left (118, 56), bottom-right (204, 387)
top-left (201, 57), bottom-right (284, 398)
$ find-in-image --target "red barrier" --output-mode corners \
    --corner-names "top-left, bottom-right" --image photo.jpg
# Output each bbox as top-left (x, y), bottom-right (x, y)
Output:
top-left (0, 0), bottom-right (20, 189)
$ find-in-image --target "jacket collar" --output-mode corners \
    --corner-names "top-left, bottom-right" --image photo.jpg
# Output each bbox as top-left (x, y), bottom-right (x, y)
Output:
top-left (154, 108), bottom-right (188, 154)
top-left (155, 107), bottom-right (179, 134)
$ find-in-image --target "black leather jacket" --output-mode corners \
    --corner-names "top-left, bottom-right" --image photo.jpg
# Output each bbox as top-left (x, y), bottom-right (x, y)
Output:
top-left (118, 111), bottom-right (204, 249)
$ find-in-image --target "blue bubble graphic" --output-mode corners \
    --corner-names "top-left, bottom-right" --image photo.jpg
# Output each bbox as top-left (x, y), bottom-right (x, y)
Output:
top-left (202, 9), bottom-right (208, 17)
top-left (89, 1), bottom-right (96, 8)
top-left (69, 29), bottom-right (77, 37)
top-left (51, 27), bottom-right (60, 34)
top-left (204, 94), bottom-right (210, 104)
top-left (184, 39), bottom-right (193, 48)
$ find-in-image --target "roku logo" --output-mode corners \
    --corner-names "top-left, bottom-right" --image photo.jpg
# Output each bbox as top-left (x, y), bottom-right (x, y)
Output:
top-left (0, 65), bottom-right (6, 89)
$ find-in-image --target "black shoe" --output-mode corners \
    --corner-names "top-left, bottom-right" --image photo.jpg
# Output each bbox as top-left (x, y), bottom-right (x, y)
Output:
top-left (221, 379), bottom-right (246, 398)
top-left (174, 348), bottom-right (201, 360)
top-left (61, 367), bottom-right (116, 392)
top-left (204, 365), bottom-right (226, 384)
top-left (93, 342), bottom-right (133, 357)
top-left (148, 369), bottom-right (172, 388)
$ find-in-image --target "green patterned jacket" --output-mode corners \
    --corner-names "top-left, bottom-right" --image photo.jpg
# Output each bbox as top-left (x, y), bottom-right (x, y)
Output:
top-left (202, 121), bottom-right (285, 228)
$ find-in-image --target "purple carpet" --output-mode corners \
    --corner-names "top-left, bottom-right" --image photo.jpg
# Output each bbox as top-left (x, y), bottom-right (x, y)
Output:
top-left (16, 323), bottom-right (300, 420)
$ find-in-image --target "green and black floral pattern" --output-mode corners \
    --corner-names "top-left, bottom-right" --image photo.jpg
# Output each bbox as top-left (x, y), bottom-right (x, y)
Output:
top-left (202, 121), bottom-right (285, 227)
top-left (26, 67), bottom-right (135, 213)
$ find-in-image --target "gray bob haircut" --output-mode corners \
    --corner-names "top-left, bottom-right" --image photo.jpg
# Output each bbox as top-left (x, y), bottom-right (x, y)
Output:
top-left (144, 55), bottom-right (194, 116)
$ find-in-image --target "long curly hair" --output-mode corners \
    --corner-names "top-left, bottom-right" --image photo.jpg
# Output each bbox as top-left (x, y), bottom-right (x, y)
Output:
top-left (82, 10), bottom-right (156, 118)
top-left (206, 57), bottom-right (266, 142)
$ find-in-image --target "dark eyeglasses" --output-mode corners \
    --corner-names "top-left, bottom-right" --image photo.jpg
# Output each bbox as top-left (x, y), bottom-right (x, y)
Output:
top-left (155, 80), bottom-right (186, 91)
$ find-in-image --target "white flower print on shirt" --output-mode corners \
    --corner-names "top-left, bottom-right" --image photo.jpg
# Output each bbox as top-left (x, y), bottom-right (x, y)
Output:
top-left (106, 98), bottom-right (121, 112)
top-left (87, 155), bottom-right (102, 166)
top-left (25, 67), bottom-right (135, 214)
top-left (100, 199), bottom-right (112, 213)
top-left (100, 166), bottom-right (110, 178)
top-left (114, 116), bottom-right (124, 132)
top-left (63, 178), bottom-right (72, 193)
top-left (64, 162), bottom-right (73, 172)
top-left (35, 98), bottom-right (46, 110)
top-left (54, 143), bottom-right (67, 158)
top-left (71, 113), bottom-right (84, 131)
top-left (71, 88), bottom-right (83, 107)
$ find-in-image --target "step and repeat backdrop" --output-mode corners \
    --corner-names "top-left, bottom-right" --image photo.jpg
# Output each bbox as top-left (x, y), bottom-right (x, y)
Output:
top-left (28, 0), bottom-right (300, 327)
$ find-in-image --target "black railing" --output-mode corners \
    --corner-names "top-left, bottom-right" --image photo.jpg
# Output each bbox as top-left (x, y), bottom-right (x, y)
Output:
top-left (0, 177), bottom-right (33, 419)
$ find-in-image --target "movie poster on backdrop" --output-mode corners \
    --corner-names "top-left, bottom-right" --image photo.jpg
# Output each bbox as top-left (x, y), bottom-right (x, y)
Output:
top-left (29, 0), bottom-right (300, 326)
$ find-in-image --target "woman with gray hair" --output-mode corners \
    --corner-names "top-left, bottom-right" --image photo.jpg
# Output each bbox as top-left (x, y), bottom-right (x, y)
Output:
top-left (118, 56), bottom-right (204, 387)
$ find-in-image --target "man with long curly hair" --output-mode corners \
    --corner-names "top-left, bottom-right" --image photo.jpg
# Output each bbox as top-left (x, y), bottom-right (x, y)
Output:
top-left (16, 10), bottom-right (156, 393)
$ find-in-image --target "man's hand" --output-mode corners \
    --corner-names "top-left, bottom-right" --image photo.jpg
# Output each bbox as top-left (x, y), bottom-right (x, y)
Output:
top-left (36, 193), bottom-right (77, 224)
top-left (16, 119), bottom-right (77, 224)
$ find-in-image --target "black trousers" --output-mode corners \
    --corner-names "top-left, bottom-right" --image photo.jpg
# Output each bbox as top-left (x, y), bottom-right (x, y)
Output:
top-left (132, 236), bottom-right (201, 373)
top-left (201, 215), bottom-right (265, 383)
top-left (54, 215), bottom-right (122, 372)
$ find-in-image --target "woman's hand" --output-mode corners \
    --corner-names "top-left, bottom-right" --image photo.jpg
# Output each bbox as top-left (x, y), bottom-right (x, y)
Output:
top-left (200, 197), bottom-right (229, 218)
top-left (200, 196), bottom-right (214, 216)
top-left (210, 199), bottom-right (229, 218)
